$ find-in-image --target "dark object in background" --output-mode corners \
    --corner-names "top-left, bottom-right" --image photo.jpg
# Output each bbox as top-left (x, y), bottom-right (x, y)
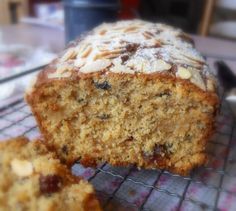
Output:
top-left (216, 61), bottom-right (236, 118)
top-left (216, 61), bottom-right (236, 91)
top-left (119, 0), bottom-right (139, 19)
top-left (139, 0), bottom-right (204, 33)
top-left (63, 0), bottom-right (120, 43)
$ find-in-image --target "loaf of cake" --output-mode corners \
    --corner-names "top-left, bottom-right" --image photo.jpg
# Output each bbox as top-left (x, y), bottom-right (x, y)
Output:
top-left (0, 136), bottom-right (101, 211)
top-left (26, 20), bottom-right (219, 175)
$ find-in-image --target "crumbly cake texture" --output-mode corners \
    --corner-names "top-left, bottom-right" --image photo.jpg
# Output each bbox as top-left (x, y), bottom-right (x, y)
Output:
top-left (26, 20), bottom-right (219, 175)
top-left (0, 137), bottom-right (101, 211)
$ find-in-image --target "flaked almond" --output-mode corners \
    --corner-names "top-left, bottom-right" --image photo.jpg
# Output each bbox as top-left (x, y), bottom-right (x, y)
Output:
top-left (188, 68), bottom-right (206, 90)
top-left (110, 60), bottom-right (134, 74)
top-left (99, 29), bottom-right (107, 35)
top-left (11, 159), bottom-right (33, 177)
top-left (177, 67), bottom-right (191, 79)
top-left (80, 59), bottom-right (111, 73)
top-left (57, 64), bottom-right (73, 74)
top-left (81, 45), bottom-right (92, 58)
top-left (76, 43), bottom-right (92, 58)
top-left (143, 31), bottom-right (154, 39)
top-left (48, 64), bottom-right (72, 78)
top-left (206, 78), bottom-right (215, 91)
top-left (95, 49), bottom-right (121, 60)
top-left (48, 71), bottom-right (72, 79)
top-left (60, 48), bottom-right (76, 62)
top-left (126, 58), bottom-right (150, 72)
top-left (74, 58), bottom-right (85, 67)
top-left (152, 60), bottom-right (171, 72)
top-left (124, 26), bottom-right (139, 33)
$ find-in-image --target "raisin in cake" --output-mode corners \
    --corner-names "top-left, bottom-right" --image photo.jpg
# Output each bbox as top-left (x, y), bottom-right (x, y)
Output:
top-left (0, 137), bottom-right (101, 211)
top-left (26, 20), bottom-right (219, 175)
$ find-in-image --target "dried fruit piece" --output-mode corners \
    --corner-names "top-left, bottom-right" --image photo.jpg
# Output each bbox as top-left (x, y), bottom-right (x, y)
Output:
top-left (11, 159), bottom-right (33, 177)
top-left (97, 114), bottom-right (110, 120)
top-left (80, 59), bottom-right (111, 73)
top-left (93, 81), bottom-right (111, 90)
top-left (177, 67), bottom-right (192, 79)
top-left (39, 175), bottom-right (62, 194)
top-left (125, 43), bottom-right (140, 53)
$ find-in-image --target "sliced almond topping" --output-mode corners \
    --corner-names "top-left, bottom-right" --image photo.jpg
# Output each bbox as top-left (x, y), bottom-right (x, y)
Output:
top-left (76, 43), bottom-right (92, 58)
top-left (81, 45), bottom-right (92, 58)
top-left (188, 68), bottom-right (206, 90)
top-left (60, 48), bottom-right (76, 62)
top-left (80, 59), bottom-right (111, 73)
top-left (206, 78), bottom-right (215, 91)
top-left (177, 67), bottom-right (192, 79)
top-left (48, 64), bottom-right (73, 78)
top-left (152, 60), bottom-right (171, 72)
top-left (111, 60), bottom-right (134, 74)
top-left (48, 71), bottom-right (72, 79)
top-left (124, 26), bottom-right (139, 33)
top-left (143, 31), bottom-right (153, 39)
top-left (57, 64), bottom-right (72, 74)
top-left (74, 58), bottom-right (85, 67)
top-left (11, 159), bottom-right (33, 177)
top-left (99, 29), bottom-right (107, 35)
top-left (95, 49), bottom-right (121, 60)
top-left (126, 58), bottom-right (150, 72)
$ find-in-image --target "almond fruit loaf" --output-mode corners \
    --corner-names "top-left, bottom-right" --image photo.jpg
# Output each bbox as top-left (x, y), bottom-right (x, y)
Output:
top-left (26, 20), bottom-right (219, 175)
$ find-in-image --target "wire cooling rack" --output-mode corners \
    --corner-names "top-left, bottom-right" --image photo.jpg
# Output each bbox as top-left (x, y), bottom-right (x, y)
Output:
top-left (0, 57), bottom-right (236, 211)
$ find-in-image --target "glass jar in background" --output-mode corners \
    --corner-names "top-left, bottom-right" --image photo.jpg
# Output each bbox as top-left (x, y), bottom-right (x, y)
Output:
top-left (63, 0), bottom-right (120, 43)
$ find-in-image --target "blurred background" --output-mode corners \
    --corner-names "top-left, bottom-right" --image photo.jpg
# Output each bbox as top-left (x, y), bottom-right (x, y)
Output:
top-left (0, 0), bottom-right (236, 102)
top-left (1, 0), bottom-right (236, 39)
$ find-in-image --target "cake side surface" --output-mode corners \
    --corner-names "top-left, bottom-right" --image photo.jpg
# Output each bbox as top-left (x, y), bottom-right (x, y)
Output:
top-left (0, 137), bottom-right (101, 211)
top-left (26, 20), bottom-right (219, 175)
top-left (27, 72), bottom-right (218, 175)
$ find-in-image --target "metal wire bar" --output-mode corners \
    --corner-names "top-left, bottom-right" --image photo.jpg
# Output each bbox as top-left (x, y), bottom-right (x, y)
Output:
top-left (0, 65), bottom-right (45, 84)
top-left (103, 166), bottom-right (135, 208)
top-left (213, 122), bottom-right (235, 210)
top-left (139, 170), bottom-right (164, 210)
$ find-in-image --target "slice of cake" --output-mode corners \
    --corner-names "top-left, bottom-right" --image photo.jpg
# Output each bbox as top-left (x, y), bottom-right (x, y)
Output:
top-left (26, 20), bottom-right (219, 175)
top-left (0, 136), bottom-right (101, 211)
